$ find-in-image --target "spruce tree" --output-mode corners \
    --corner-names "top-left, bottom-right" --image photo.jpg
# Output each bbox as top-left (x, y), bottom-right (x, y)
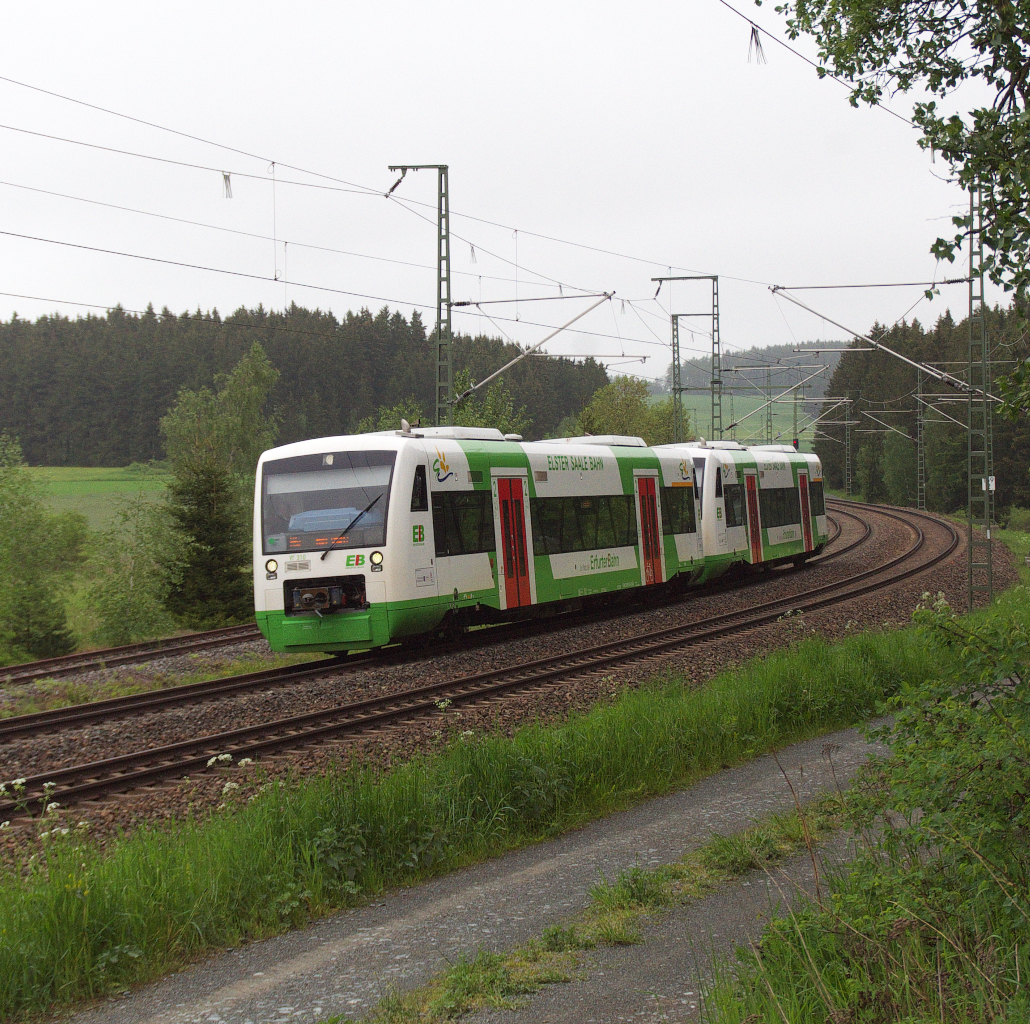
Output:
top-left (159, 342), bottom-right (279, 628)
top-left (164, 463), bottom-right (252, 627)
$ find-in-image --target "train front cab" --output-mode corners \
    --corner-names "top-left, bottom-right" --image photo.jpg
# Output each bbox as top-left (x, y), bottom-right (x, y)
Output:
top-left (253, 433), bottom-right (454, 655)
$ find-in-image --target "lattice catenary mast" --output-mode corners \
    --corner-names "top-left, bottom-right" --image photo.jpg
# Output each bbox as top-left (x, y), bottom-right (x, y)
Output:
top-left (652, 275), bottom-right (721, 440)
top-left (388, 164), bottom-right (451, 426)
top-left (967, 188), bottom-right (994, 608)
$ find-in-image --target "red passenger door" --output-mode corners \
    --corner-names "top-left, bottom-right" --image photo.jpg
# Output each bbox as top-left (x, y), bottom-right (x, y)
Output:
top-left (744, 474), bottom-right (763, 564)
top-left (798, 473), bottom-right (813, 552)
top-left (636, 476), bottom-right (663, 585)
top-left (498, 477), bottom-right (531, 609)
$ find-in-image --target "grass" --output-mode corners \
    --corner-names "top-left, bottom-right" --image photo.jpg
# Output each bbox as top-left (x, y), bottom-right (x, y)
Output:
top-left (28, 465), bottom-right (171, 531)
top-left (674, 394), bottom-right (813, 449)
top-left (0, 608), bottom-right (961, 1021)
top-left (341, 798), bottom-right (845, 1024)
top-left (698, 537), bottom-right (1030, 1024)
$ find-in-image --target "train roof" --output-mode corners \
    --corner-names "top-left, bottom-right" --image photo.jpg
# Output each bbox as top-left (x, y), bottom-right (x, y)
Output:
top-left (537, 434), bottom-right (647, 447)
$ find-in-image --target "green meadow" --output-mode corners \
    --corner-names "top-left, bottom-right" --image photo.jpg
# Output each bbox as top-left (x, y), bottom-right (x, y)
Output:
top-left (28, 465), bottom-right (172, 531)
top-left (664, 394), bottom-right (816, 449)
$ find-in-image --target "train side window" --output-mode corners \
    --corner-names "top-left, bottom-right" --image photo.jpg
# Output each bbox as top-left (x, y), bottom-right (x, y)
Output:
top-left (660, 486), bottom-right (697, 534)
top-left (723, 484), bottom-right (745, 528)
top-left (411, 465), bottom-right (428, 512)
top-left (809, 480), bottom-right (825, 517)
top-left (758, 486), bottom-right (801, 528)
top-left (431, 492), bottom-right (494, 556)
top-left (529, 495), bottom-right (636, 554)
top-left (715, 467), bottom-right (723, 499)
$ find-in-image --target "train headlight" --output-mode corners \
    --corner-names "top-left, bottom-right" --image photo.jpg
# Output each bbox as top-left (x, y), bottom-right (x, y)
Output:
top-left (370, 551), bottom-right (384, 565)
top-left (265, 559), bottom-right (278, 573)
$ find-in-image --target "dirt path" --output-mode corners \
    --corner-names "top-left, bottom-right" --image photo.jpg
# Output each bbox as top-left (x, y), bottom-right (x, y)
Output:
top-left (60, 723), bottom-right (884, 1024)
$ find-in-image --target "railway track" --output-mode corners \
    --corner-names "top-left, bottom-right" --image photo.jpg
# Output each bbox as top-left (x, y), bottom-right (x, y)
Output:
top-left (0, 623), bottom-right (264, 686)
top-left (0, 502), bottom-right (957, 818)
top-left (0, 509), bottom-right (853, 698)
top-left (0, 511), bottom-right (857, 744)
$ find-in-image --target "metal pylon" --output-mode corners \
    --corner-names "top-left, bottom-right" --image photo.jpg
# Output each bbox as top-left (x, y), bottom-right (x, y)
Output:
top-left (671, 314), bottom-right (684, 442)
top-left (388, 164), bottom-right (451, 426)
top-left (711, 277), bottom-right (723, 440)
top-left (765, 367), bottom-right (773, 443)
top-left (845, 397), bottom-right (853, 498)
top-left (916, 367), bottom-right (926, 511)
top-left (967, 187), bottom-right (994, 609)
top-left (435, 167), bottom-right (452, 426)
top-left (792, 384), bottom-right (800, 450)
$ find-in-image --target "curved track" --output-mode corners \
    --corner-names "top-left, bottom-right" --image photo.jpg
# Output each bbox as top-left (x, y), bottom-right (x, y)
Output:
top-left (0, 502), bottom-right (959, 817)
top-left (0, 512), bottom-right (855, 689)
top-left (0, 511), bottom-right (855, 742)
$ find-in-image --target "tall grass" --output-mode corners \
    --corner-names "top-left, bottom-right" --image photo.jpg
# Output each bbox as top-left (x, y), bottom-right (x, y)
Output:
top-left (0, 623), bottom-right (950, 1019)
top-left (704, 585), bottom-right (1030, 1023)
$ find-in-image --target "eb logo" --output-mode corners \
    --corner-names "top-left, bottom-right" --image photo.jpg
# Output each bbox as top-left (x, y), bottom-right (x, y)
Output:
top-left (345, 554), bottom-right (366, 566)
top-left (412, 524), bottom-right (425, 544)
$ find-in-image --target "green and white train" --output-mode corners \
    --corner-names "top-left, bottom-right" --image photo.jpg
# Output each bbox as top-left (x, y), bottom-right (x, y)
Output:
top-left (253, 427), bottom-right (828, 654)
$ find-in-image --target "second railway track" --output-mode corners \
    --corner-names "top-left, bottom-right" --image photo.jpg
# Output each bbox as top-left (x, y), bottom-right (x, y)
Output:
top-left (0, 501), bottom-right (958, 818)
top-left (0, 509), bottom-right (860, 743)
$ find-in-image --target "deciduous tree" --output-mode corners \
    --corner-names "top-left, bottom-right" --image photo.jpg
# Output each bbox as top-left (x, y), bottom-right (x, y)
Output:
top-left (769, 0), bottom-right (1030, 299)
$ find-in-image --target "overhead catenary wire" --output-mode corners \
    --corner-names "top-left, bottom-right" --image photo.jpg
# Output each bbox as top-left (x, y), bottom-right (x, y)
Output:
top-left (772, 285), bottom-right (1003, 401)
top-left (0, 230), bottom-right (670, 351)
top-left (0, 73), bottom-right (384, 195)
top-left (0, 72), bottom-right (769, 288)
top-left (0, 178), bottom-right (567, 291)
top-left (711, 0), bottom-right (915, 128)
top-left (454, 294), bottom-right (614, 403)
top-left (776, 278), bottom-right (970, 290)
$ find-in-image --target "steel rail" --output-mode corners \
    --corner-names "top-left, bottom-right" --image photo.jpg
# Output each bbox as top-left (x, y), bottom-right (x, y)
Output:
top-left (0, 503), bottom-right (956, 817)
top-left (0, 513), bottom-right (855, 742)
top-left (1, 623), bottom-right (263, 685)
top-left (0, 504), bottom-right (857, 690)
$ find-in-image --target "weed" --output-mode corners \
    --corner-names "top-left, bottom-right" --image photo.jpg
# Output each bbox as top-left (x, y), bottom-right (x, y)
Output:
top-left (698, 827), bottom-right (780, 874)
top-left (540, 924), bottom-right (595, 951)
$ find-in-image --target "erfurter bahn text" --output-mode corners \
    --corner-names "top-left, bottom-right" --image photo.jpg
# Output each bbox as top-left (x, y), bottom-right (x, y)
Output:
top-left (253, 428), bottom-right (828, 654)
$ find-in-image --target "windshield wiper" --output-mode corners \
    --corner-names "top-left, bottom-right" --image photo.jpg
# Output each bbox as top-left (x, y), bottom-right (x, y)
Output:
top-left (320, 494), bottom-right (382, 561)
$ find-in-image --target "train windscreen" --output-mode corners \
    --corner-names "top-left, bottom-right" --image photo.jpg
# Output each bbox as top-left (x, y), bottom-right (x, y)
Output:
top-left (261, 450), bottom-right (396, 554)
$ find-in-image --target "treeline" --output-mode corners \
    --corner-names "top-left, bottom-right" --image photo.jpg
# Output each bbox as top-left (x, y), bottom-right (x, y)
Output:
top-left (0, 303), bottom-right (609, 466)
top-left (815, 304), bottom-right (1030, 511)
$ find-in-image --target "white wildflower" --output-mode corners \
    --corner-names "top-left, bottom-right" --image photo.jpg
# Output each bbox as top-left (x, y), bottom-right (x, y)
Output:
top-left (238, 758), bottom-right (253, 767)
top-left (12, 778), bottom-right (26, 789)
top-left (38, 831), bottom-right (49, 840)
top-left (45, 802), bottom-right (60, 815)
top-left (218, 753), bottom-right (232, 763)
top-left (221, 781), bottom-right (239, 796)
top-left (0, 821), bottom-right (9, 829)
top-left (56, 827), bottom-right (69, 836)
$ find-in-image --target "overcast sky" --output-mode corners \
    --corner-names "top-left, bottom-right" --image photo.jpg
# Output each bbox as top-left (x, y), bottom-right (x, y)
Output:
top-left (0, 1), bottom-right (989, 381)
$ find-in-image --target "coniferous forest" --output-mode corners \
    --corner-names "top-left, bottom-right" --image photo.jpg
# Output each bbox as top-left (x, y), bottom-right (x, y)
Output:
top-left (0, 302), bottom-right (609, 465)
top-left (815, 303), bottom-right (1030, 512)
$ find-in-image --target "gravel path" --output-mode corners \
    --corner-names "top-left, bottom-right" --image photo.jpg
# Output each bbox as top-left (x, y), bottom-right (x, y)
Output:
top-left (59, 723), bottom-right (884, 1024)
